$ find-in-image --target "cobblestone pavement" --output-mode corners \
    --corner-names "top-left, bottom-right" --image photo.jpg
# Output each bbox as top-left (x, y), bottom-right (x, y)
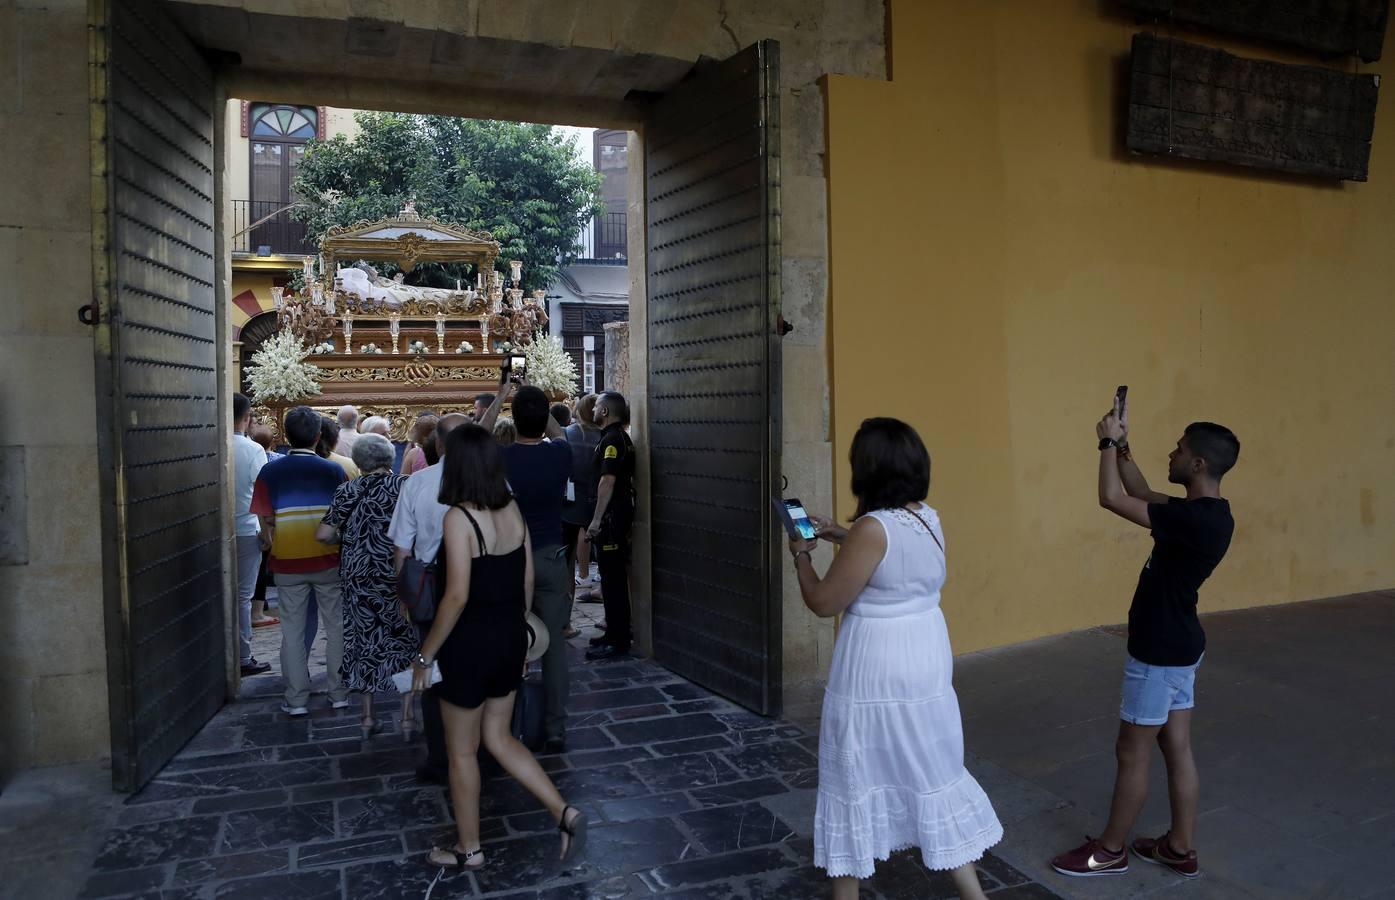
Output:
top-left (79, 585), bottom-right (1063, 900)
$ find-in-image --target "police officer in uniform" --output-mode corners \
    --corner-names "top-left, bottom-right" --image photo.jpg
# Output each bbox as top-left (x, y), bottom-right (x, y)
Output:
top-left (584, 391), bottom-right (635, 660)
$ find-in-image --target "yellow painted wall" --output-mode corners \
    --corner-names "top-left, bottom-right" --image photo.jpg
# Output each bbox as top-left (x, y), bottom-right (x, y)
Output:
top-left (825, 0), bottom-right (1395, 653)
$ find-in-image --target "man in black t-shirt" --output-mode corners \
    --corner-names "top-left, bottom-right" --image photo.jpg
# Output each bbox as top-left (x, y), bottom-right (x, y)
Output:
top-left (1052, 396), bottom-right (1238, 881)
top-left (495, 384), bottom-right (574, 752)
top-left (585, 391), bottom-right (636, 661)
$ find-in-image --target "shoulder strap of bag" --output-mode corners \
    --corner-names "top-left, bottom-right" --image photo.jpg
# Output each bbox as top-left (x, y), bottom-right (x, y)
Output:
top-left (457, 505), bottom-right (488, 555)
top-left (337, 479), bottom-right (371, 534)
top-left (905, 506), bottom-right (945, 555)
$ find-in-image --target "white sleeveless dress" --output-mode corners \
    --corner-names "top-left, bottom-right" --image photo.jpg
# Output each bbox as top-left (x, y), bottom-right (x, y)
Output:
top-left (814, 505), bottom-right (1002, 879)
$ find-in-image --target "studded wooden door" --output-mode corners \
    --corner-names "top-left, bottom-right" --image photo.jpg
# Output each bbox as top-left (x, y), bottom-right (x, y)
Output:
top-left (91, 0), bottom-right (225, 791)
top-left (645, 42), bottom-right (783, 715)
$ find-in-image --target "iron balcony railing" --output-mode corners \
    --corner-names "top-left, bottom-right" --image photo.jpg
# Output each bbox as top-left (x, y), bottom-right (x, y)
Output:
top-left (575, 212), bottom-right (627, 262)
top-left (232, 200), bottom-right (318, 256)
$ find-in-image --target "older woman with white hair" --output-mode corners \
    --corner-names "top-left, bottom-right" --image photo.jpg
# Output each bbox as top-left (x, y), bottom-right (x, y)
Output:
top-left (317, 433), bottom-right (418, 738)
top-left (359, 415), bottom-right (390, 438)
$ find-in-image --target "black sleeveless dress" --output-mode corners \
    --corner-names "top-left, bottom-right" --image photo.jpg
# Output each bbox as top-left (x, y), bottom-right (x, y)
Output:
top-left (431, 505), bottom-right (528, 710)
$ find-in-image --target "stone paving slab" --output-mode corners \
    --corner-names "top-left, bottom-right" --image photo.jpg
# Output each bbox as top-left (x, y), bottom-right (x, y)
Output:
top-left (971, 591), bottom-right (1395, 900)
top-left (21, 589), bottom-right (1393, 898)
top-left (73, 587), bottom-right (1058, 900)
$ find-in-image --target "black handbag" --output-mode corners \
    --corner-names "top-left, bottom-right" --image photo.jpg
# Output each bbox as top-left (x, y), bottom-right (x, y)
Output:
top-left (511, 672), bottom-right (547, 751)
top-left (397, 555), bottom-right (438, 624)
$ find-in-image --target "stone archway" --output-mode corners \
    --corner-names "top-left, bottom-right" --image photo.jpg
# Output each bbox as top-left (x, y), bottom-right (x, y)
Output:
top-left (235, 310), bottom-right (281, 396)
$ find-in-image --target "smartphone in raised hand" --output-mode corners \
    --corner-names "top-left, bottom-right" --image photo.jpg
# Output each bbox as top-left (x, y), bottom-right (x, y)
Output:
top-left (773, 497), bottom-right (818, 541)
top-left (1114, 385), bottom-right (1128, 422)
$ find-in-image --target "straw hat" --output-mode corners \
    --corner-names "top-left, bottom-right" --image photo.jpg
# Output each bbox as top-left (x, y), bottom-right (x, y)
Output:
top-left (524, 611), bottom-right (550, 663)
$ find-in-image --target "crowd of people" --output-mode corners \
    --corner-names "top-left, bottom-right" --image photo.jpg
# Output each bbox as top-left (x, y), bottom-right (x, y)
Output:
top-left (231, 372), bottom-right (632, 868)
top-left (233, 382), bottom-right (1238, 893)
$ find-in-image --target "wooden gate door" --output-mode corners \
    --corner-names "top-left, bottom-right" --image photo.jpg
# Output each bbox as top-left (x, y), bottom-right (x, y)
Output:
top-left (91, 0), bottom-right (225, 791)
top-left (644, 42), bottom-right (784, 715)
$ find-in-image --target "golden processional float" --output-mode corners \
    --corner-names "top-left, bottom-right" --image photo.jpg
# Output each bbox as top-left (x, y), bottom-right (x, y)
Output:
top-left (254, 201), bottom-right (551, 441)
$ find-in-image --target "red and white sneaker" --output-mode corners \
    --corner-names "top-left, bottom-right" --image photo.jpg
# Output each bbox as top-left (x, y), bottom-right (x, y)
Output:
top-left (1051, 837), bottom-right (1129, 877)
top-left (1132, 833), bottom-right (1200, 878)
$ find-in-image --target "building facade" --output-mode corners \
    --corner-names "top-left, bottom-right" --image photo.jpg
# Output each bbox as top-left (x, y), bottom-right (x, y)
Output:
top-left (548, 128), bottom-right (631, 395)
top-left (225, 102), bottom-right (358, 387)
top-left (3, 0), bottom-right (1393, 783)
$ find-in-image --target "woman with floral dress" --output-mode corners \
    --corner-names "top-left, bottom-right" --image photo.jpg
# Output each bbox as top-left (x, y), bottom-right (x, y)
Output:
top-left (317, 434), bottom-right (419, 737)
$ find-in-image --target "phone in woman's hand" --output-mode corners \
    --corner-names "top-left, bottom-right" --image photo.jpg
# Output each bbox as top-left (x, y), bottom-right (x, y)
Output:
top-left (808, 514), bottom-right (847, 544)
top-left (774, 497), bottom-right (818, 541)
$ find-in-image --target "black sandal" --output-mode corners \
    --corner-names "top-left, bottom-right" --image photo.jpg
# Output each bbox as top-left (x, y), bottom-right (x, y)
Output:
top-left (557, 804), bottom-right (588, 863)
top-left (428, 845), bottom-right (484, 870)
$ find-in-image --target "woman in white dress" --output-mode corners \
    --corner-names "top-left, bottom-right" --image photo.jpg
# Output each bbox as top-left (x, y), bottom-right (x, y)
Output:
top-left (791, 417), bottom-right (1002, 900)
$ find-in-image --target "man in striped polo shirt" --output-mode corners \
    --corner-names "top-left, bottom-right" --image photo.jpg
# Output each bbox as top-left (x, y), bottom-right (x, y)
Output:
top-left (252, 405), bottom-right (349, 717)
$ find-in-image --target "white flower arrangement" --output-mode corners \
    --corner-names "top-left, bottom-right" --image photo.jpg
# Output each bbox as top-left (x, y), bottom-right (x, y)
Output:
top-left (523, 332), bottom-right (579, 398)
top-left (246, 329), bottom-right (322, 405)
top-left (408, 340), bottom-right (429, 354)
top-left (455, 340), bottom-right (474, 354)
top-left (358, 342), bottom-right (384, 354)
top-left (310, 340), bottom-right (335, 355)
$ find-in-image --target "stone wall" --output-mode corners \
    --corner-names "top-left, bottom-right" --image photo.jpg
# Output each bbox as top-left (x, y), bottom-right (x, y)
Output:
top-left (602, 321), bottom-right (629, 397)
top-left (826, 0), bottom-right (1395, 651)
top-left (0, 0), bottom-right (110, 778)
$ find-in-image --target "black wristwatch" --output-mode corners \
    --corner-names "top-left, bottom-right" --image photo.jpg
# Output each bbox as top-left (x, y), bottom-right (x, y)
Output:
top-left (1098, 437), bottom-right (1121, 451)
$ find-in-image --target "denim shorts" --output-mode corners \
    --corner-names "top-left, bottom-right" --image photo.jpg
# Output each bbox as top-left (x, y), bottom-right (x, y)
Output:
top-left (1119, 653), bottom-right (1202, 726)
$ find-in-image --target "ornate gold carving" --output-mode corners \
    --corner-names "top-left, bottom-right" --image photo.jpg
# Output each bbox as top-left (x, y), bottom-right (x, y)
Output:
top-left (397, 232), bottom-right (430, 272)
top-left (322, 211), bottom-right (496, 245)
top-left (320, 203), bottom-right (501, 276)
top-left (277, 298), bottom-right (337, 344)
top-left (333, 291), bottom-right (489, 319)
top-left (441, 365), bottom-right (499, 380)
top-left (402, 357), bottom-right (436, 386)
top-left (320, 366), bottom-right (399, 381)
top-left (318, 364), bottom-right (500, 383)
top-left (483, 301), bottom-right (548, 348)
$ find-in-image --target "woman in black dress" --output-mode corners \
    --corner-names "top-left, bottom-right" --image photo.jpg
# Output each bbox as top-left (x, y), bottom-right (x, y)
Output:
top-left (316, 434), bottom-right (418, 738)
top-left (412, 424), bottom-right (587, 871)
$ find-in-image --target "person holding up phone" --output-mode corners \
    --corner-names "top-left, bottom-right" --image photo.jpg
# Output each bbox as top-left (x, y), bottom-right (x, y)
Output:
top-left (789, 417), bottom-right (1000, 900)
top-left (1050, 391), bottom-right (1238, 880)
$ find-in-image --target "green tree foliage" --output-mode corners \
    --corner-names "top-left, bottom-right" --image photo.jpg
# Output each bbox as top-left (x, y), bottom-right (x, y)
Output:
top-left (293, 113), bottom-right (603, 293)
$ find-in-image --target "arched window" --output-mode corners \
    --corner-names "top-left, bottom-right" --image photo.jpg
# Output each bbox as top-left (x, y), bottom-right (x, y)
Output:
top-left (249, 103), bottom-right (318, 141)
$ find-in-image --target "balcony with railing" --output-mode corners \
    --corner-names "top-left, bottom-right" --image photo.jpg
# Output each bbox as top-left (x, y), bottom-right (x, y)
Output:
top-left (574, 212), bottom-right (627, 263)
top-left (232, 200), bottom-right (318, 256)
